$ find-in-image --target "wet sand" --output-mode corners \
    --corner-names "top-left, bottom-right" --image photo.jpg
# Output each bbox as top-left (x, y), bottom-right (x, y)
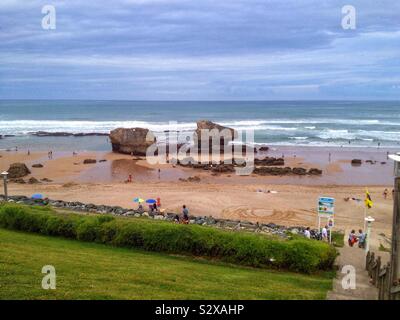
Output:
top-left (1, 145), bottom-right (395, 185)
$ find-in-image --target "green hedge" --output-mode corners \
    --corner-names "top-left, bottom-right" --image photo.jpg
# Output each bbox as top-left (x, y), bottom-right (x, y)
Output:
top-left (0, 203), bottom-right (337, 273)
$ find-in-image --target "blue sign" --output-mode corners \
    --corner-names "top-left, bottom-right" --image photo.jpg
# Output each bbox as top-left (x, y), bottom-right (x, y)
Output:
top-left (318, 197), bottom-right (335, 217)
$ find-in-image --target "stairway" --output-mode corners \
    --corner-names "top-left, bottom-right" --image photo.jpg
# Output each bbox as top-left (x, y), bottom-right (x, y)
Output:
top-left (327, 245), bottom-right (378, 300)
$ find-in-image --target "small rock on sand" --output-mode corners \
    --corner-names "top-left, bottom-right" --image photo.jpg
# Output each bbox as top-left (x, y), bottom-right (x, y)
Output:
top-left (28, 177), bottom-right (40, 184)
top-left (83, 159), bottom-right (97, 164)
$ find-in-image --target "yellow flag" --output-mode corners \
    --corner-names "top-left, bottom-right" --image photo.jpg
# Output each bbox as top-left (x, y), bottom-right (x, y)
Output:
top-left (365, 189), bottom-right (373, 209)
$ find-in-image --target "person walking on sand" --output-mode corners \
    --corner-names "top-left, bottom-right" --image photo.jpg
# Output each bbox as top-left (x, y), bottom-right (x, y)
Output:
top-left (304, 227), bottom-right (311, 239)
top-left (383, 188), bottom-right (388, 199)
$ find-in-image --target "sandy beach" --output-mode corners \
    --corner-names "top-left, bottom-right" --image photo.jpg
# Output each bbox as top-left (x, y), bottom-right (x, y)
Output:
top-left (0, 145), bottom-right (397, 252)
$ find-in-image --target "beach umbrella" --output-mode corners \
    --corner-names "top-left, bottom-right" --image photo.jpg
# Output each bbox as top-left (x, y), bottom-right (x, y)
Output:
top-left (133, 197), bottom-right (144, 203)
top-left (146, 199), bottom-right (156, 204)
top-left (31, 193), bottom-right (43, 200)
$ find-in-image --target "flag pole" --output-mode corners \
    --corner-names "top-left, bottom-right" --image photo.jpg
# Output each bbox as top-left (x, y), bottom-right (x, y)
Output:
top-left (364, 205), bottom-right (366, 231)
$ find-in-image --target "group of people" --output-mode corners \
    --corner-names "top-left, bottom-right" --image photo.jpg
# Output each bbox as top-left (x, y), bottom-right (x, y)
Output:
top-left (348, 229), bottom-right (366, 248)
top-left (303, 225), bottom-right (330, 241)
top-left (383, 188), bottom-right (394, 200)
top-left (136, 199), bottom-right (190, 224)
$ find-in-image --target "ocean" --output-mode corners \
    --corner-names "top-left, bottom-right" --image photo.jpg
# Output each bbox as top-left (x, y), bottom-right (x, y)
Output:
top-left (1, 100), bottom-right (400, 151)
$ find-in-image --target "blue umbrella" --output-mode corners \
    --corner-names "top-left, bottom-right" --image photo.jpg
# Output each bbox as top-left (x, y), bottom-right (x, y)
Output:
top-left (146, 199), bottom-right (156, 204)
top-left (31, 193), bottom-right (43, 200)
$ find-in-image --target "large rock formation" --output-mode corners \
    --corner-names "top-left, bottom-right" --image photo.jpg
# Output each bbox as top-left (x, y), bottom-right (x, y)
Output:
top-left (7, 163), bottom-right (31, 179)
top-left (109, 128), bottom-right (156, 156)
top-left (194, 120), bottom-right (237, 153)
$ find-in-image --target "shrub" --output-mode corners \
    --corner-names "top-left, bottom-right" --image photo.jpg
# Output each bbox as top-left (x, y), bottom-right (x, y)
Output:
top-left (0, 203), bottom-right (337, 273)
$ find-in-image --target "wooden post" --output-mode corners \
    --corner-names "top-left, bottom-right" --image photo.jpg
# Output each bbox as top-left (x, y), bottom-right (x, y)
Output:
top-left (390, 177), bottom-right (400, 291)
top-left (2, 175), bottom-right (8, 201)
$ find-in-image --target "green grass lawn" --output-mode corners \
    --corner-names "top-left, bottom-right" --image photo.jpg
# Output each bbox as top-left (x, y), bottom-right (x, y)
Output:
top-left (0, 228), bottom-right (333, 300)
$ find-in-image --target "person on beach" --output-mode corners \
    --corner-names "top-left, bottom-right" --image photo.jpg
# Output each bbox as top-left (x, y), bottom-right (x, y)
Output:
top-left (383, 188), bottom-right (388, 199)
top-left (348, 230), bottom-right (358, 247)
top-left (27, 150), bottom-right (30, 156)
top-left (322, 225), bottom-right (328, 241)
top-left (358, 229), bottom-right (366, 249)
top-left (128, 174), bottom-right (132, 183)
top-left (304, 227), bottom-right (311, 239)
top-left (138, 204), bottom-right (144, 212)
top-left (158, 168), bottom-right (161, 179)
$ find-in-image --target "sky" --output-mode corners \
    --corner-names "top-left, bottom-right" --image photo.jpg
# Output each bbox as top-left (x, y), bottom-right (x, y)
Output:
top-left (1, 0), bottom-right (400, 100)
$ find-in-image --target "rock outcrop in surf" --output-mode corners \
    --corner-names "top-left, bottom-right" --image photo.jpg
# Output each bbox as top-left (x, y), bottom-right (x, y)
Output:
top-left (109, 128), bottom-right (156, 156)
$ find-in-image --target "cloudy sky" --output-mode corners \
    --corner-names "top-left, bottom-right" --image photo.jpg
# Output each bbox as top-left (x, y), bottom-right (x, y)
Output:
top-left (1, 0), bottom-right (400, 100)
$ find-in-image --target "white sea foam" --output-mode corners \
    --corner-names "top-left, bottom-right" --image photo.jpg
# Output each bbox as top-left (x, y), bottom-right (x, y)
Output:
top-left (1, 119), bottom-right (399, 147)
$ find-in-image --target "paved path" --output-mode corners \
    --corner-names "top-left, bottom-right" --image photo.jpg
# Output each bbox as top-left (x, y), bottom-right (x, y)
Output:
top-left (327, 245), bottom-right (378, 300)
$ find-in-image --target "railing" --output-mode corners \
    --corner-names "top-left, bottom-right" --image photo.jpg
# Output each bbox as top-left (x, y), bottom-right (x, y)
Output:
top-left (366, 251), bottom-right (400, 300)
